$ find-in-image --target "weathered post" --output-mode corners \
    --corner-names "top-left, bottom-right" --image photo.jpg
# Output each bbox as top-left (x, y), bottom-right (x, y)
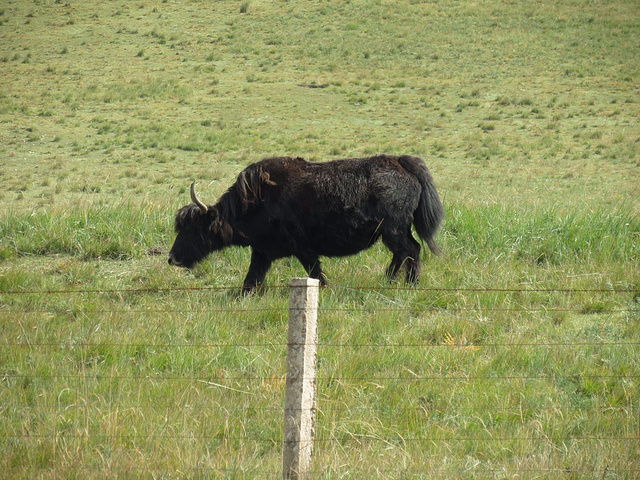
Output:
top-left (283, 277), bottom-right (320, 480)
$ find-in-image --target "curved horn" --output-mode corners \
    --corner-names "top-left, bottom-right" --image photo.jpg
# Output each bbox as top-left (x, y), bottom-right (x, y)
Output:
top-left (190, 181), bottom-right (208, 214)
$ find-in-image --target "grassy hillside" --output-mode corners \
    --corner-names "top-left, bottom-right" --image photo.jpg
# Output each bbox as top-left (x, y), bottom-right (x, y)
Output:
top-left (1, 0), bottom-right (639, 478)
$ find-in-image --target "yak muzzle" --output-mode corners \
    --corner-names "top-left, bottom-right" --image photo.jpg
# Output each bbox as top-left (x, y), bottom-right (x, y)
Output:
top-left (167, 253), bottom-right (183, 267)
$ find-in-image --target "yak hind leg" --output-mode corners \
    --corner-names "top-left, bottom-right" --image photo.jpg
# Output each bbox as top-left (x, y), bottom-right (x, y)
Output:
top-left (404, 251), bottom-right (421, 284)
top-left (383, 228), bottom-right (422, 285)
top-left (242, 249), bottom-right (273, 295)
top-left (296, 254), bottom-right (328, 286)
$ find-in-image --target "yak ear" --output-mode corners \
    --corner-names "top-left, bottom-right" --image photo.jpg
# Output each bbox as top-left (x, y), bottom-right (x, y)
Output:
top-left (211, 218), bottom-right (233, 245)
top-left (219, 222), bottom-right (233, 244)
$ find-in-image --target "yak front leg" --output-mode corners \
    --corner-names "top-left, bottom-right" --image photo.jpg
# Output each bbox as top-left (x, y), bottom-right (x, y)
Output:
top-left (296, 254), bottom-right (328, 286)
top-left (242, 249), bottom-right (273, 295)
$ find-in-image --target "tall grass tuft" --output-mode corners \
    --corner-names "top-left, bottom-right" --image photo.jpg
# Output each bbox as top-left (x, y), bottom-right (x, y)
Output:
top-left (1, 203), bottom-right (170, 261)
top-left (444, 203), bottom-right (639, 266)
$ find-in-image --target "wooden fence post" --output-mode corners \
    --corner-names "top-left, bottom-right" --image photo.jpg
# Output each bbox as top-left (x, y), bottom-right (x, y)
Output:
top-left (283, 277), bottom-right (320, 480)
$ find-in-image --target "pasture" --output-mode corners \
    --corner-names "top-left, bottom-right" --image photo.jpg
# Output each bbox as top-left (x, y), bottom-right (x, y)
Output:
top-left (1, 0), bottom-right (639, 478)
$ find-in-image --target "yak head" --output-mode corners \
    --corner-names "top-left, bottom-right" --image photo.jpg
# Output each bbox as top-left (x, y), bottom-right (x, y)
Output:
top-left (168, 182), bottom-right (233, 268)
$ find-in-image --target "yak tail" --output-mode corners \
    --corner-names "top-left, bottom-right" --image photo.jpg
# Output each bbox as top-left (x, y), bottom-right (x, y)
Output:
top-left (398, 155), bottom-right (445, 255)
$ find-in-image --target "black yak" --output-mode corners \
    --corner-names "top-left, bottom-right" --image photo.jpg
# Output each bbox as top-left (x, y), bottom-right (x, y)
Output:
top-left (168, 154), bottom-right (444, 294)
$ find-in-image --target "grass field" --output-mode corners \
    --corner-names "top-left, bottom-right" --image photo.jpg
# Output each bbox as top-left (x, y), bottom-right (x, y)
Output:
top-left (1, 0), bottom-right (639, 478)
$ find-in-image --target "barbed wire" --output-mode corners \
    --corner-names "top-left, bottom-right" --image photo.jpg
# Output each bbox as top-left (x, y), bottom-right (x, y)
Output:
top-left (3, 433), bottom-right (638, 443)
top-left (3, 373), bottom-right (638, 382)
top-left (3, 465), bottom-right (638, 477)
top-left (3, 340), bottom-right (639, 349)
top-left (5, 403), bottom-right (635, 414)
top-left (1, 284), bottom-right (638, 295)
top-left (0, 305), bottom-right (633, 315)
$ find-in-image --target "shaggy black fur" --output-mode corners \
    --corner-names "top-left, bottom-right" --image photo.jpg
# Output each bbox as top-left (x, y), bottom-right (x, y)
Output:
top-left (168, 154), bottom-right (444, 294)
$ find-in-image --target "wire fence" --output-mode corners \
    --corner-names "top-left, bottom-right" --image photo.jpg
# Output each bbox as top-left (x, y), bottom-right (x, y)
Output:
top-left (2, 283), bottom-right (639, 478)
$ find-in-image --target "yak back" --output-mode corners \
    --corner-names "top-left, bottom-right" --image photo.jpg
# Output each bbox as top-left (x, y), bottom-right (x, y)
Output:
top-left (218, 155), bottom-right (413, 214)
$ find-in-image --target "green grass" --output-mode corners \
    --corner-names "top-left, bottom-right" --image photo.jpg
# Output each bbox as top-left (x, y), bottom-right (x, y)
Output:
top-left (2, 203), bottom-right (638, 478)
top-left (1, 0), bottom-right (639, 478)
